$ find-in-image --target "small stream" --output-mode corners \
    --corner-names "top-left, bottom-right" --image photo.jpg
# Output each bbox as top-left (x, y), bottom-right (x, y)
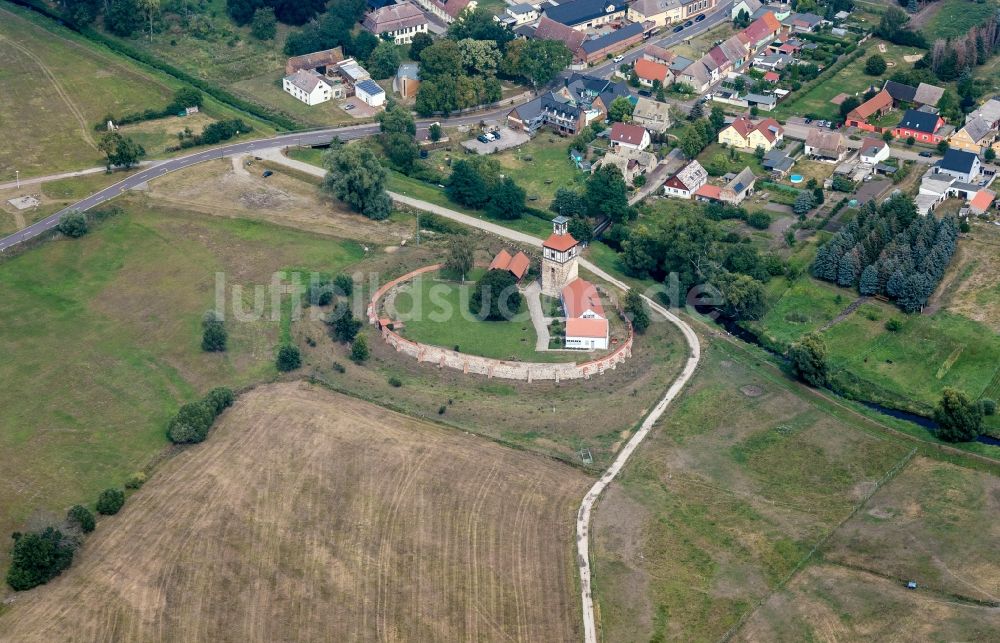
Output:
top-left (703, 311), bottom-right (1000, 448)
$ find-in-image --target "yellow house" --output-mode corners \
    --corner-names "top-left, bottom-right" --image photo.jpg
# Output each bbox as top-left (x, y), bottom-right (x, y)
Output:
top-left (627, 0), bottom-right (683, 27)
top-left (949, 116), bottom-right (993, 155)
top-left (718, 116), bottom-right (784, 152)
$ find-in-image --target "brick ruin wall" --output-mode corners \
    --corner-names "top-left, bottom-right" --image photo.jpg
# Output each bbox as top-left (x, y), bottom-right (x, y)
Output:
top-left (367, 264), bottom-right (633, 382)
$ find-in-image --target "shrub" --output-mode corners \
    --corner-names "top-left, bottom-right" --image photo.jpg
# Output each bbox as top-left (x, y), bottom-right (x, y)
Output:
top-left (746, 211), bottom-right (771, 230)
top-left (469, 269), bottom-right (523, 321)
top-left (125, 471), bottom-right (147, 489)
top-left (332, 361), bottom-right (346, 373)
top-left (276, 344), bottom-right (302, 372)
top-left (167, 400), bottom-right (216, 444)
top-left (438, 405), bottom-right (447, 415)
top-left (789, 333), bottom-right (828, 387)
top-left (6, 528), bottom-right (75, 591)
top-left (66, 505), bottom-right (95, 534)
top-left (333, 274), bottom-right (354, 298)
top-left (981, 398), bottom-right (997, 416)
top-left (57, 212), bottom-right (88, 238)
top-left (933, 388), bottom-right (983, 442)
top-left (201, 316), bottom-right (227, 352)
top-left (388, 376), bottom-right (402, 387)
top-left (885, 318), bottom-right (903, 332)
top-left (351, 335), bottom-right (370, 362)
top-left (96, 488), bottom-right (125, 515)
top-left (205, 387), bottom-right (235, 415)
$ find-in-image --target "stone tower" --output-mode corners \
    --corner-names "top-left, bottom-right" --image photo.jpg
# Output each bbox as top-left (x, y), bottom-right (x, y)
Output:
top-left (541, 216), bottom-right (579, 297)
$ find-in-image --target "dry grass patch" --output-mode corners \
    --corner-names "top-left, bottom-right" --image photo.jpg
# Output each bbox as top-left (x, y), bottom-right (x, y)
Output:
top-left (0, 383), bottom-right (588, 642)
top-left (937, 220), bottom-right (1000, 331)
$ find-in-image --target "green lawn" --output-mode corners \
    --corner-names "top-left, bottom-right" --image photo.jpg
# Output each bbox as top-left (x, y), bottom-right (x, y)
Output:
top-left (492, 135), bottom-right (585, 207)
top-left (773, 40), bottom-right (922, 121)
top-left (391, 270), bottom-right (570, 362)
top-left (922, 0), bottom-right (999, 40)
top-left (0, 200), bottom-right (363, 569)
top-left (697, 142), bottom-right (766, 177)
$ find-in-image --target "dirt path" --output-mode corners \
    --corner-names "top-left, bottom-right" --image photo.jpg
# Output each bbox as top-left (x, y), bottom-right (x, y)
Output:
top-left (819, 296), bottom-right (868, 332)
top-left (0, 34), bottom-right (97, 151)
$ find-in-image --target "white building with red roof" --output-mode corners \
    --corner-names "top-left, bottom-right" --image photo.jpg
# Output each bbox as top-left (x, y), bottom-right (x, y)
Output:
top-left (561, 278), bottom-right (609, 350)
top-left (610, 122), bottom-right (651, 151)
top-left (541, 216), bottom-right (580, 297)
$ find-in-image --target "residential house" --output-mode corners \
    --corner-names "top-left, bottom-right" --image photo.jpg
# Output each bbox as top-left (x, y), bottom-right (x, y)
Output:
top-left (593, 147), bottom-right (658, 184)
top-left (643, 44), bottom-right (675, 66)
top-left (393, 63), bottom-right (420, 98)
top-left (411, 0), bottom-right (474, 23)
top-left (781, 12), bottom-right (822, 32)
top-left (968, 99), bottom-right (1000, 130)
top-left (763, 146), bottom-right (794, 175)
top-left (355, 79), bottom-right (386, 107)
top-left (610, 122), bottom-right (651, 151)
top-left (676, 59), bottom-right (713, 93)
top-left (804, 129), bottom-right (846, 163)
top-left (507, 93), bottom-right (585, 136)
top-left (627, 0), bottom-right (682, 27)
top-left (717, 34), bottom-right (750, 69)
top-left (742, 11), bottom-right (782, 53)
top-left (562, 278), bottom-right (609, 350)
top-left (752, 52), bottom-right (793, 71)
top-left (893, 109), bottom-right (945, 145)
top-left (532, 16), bottom-right (587, 61)
top-left (937, 148), bottom-right (982, 183)
top-left (949, 116), bottom-right (993, 155)
top-left (763, 71), bottom-right (780, 83)
top-left (543, 0), bottom-right (627, 31)
top-left (679, 0), bottom-right (717, 20)
top-left (285, 47), bottom-right (344, 75)
top-left (497, 3), bottom-right (538, 27)
top-left (489, 249), bottom-right (531, 281)
top-left (694, 166), bottom-right (757, 204)
top-left (718, 116), bottom-right (783, 152)
top-left (731, 0), bottom-right (762, 20)
top-left (282, 69), bottom-right (336, 105)
top-left (845, 89), bottom-right (893, 131)
top-left (560, 73), bottom-right (630, 123)
top-left (859, 137), bottom-right (890, 165)
top-left (634, 59), bottom-right (670, 87)
top-left (883, 80), bottom-right (945, 109)
top-left (913, 82), bottom-right (945, 108)
top-left (362, 2), bottom-right (428, 44)
top-left (882, 80), bottom-right (917, 105)
top-left (632, 97), bottom-right (672, 133)
top-left (579, 23), bottom-right (646, 64)
top-left (663, 160), bottom-right (708, 198)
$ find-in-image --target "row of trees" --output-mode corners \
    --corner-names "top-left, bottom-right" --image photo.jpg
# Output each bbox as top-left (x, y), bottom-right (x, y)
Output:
top-left (921, 15), bottom-right (1000, 81)
top-left (811, 194), bottom-right (958, 312)
top-left (227, 0), bottom-right (327, 26)
top-left (166, 387), bottom-right (236, 444)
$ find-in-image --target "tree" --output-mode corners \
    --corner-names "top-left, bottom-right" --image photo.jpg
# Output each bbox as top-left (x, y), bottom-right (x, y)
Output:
top-left (98, 133), bottom-right (145, 172)
top-left (96, 488), bottom-right (125, 516)
top-left (167, 400), bottom-right (215, 444)
top-left (567, 216), bottom-right (593, 243)
top-left (734, 8), bottom-right (750, 28)
top-left (429, 123), bottom-right (442, 142)
top-left (57, 212), bottom-right (88, 238)
top-left (813, 186), bottom-right (825, 205)
top-left (585, 165), bottom-right (630, 222)
top-left (6, 528), bottom-right (75, 591)
top-left (322, 144), bottom-right (392, 220)
top-left (419, 39), bottom-right (464, 79)
top-left (714, 272), bottom-right (767, 321)
top-left (986, 148), bottom-right (997, 162)
top-left (64, 0), bottom-right (102, 25)
top-left (444, 238), bottom-right (474, 280)
top-left (839, 96), bottom-right (861, 120)
top-left (64, 506), bottom-right (94, 537)
top-left (205, 387), bottom-right (235, 415)
top-left (793, 191), bottom-right (815, 215)
top-left (457, 38), bottom-right (501, 75)
top-left (276, 344), bottom-right (301, 372)
top-left (382, 132), bottom-right (419, 172)
top-left (328, 302), bottom-right (362, 343)
top-left (201, 314), bottom-right (227, 352)
top-left (469, 269), bottom-right (523, 321)
top-left (933, 388), bottom-right (984, 442)
top-left (859, 264), bottom-right (879, 295)
top-left (368, 40), bottom-right (401, 79)
top-left (865, 54), bottom-right (887, 76)
top-left (789, 333), bottom-right (828, 387)
top-left (351, 334), bottom-right (370, 362)
top-left (709, 105), bottom-right (726, 133)
top-left (379, 102), bottom-right (416, 136)
top-left (447, 159), bottom-right (491, 208)
top-left (936, 139), bottom-right (949, 154)
top-left (608, 96), bottom-right (635, 123)
top-left (550, 188), bottom-right (587, 218)
top-left (105, 0), bottom-right (142, 36)
top-left (447, 7), bottom-right (513, 46)
top-left (623, 289), bottom-right (650, 333)
top-left (906, 136), bottom-right (915, 146)
top-left (688, 100), bottom-right (704, 121)
top-left (409, 32), bottom-right (434, 61)
top-left (250, 7), bottom-right (277, 39)
top-left (486, 177), bottom-right (526, 220)
top-left (333, 274), bottom-right (354, 298)
top-left (505, 39), bottom-right (573, 87)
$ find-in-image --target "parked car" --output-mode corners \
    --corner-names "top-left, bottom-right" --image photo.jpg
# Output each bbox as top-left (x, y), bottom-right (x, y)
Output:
top-left (684, 20), bottom-right (693, 27)
top-left (919, 151), bottom-right (933, 158)
top-left (343, 103), bottom-right (355, 111)
top-left (262, 170), bottom-right (273, 177)
top-left (804, 117), bottom-right (812, 124)
top-left (493, 130), bottom-right (502, 140)
top-left (613, 55), bottom-right (625, 63)
top-left (673, 24), bottom-right (684, 32)
top-left (638, 89), bottom-right (652, 97)
top-left (695, 13), bottom-right (706, 22)
top-left (477, 135), bottom-right (489, 143)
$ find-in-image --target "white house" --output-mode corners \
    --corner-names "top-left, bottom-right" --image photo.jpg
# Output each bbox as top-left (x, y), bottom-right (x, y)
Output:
top-left (609, 122), bottom-right (651, 151)
top-left (663, 160), bottom-right (708, 199)
top-left (282, 69), bottom-right (336, 105)
top-left (859, 137), bottom-right (890, 165)
top-left (361, 2), bottom-right (429, 45)
top-left (355, 79), bottom-right (386, 108)
top-left (731, 0), bottom-right (761, 20)
top-left (937, 148), bottom-right (982, 183)
top-left (497, 2), bottom-right (538, 26)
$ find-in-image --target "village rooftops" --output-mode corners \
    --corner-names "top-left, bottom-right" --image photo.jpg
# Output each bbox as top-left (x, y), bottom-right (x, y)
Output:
top-left (489, 249), bottom-right (531, 280)
top-left (581, 23), bottom-right (644, 55)
top-left (938, 148), bottom-right (979, 175)
top-left (285, 47), bottom-right (345, 75)
top-left (969, 99), bottom-right (1000, 126)
top-left (532, 16), bottom-right (587, 53)
top-left (284, 69), bottom-right (328, 93)
top-left (544, 0), bottom-right (626, 27)
top-left (896, 109), bottom-right (940, 133)
top-left (362, 2), bottom-right (426, 34)
top-left (610, 122), bottom-right (648, 146)
top-left (566, 317), bottom-right (609, 339)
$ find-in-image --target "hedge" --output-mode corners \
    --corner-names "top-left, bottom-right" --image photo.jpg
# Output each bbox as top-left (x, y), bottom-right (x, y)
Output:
top-left (8, 0), bottom-right (303, 131)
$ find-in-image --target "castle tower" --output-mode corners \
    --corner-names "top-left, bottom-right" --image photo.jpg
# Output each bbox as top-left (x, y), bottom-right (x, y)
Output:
top-left (541, 216), bottom-right (579, 297)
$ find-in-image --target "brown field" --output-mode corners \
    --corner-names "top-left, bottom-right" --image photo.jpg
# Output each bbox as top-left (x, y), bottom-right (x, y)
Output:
top-left (144, 157), bottom-right (414, 246)
top-left (932, 220), bottom-right (1000, 330)
top-left (0, 383), bottom-right (588, 641)
top-left (823, 456), bottom-right (1000, 604)
top-left (736, 563), bottom-right (1000, 642)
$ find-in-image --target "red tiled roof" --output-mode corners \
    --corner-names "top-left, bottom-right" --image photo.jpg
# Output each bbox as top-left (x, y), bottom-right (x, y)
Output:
top-left (490, 249), bottom-right (531, 279)
top-left (634, 58), bottom-right (668, 83)
top-left (566, 317), bottom-right (609, 339)
top-left (490, 248), bottom-right (512, 271)
top-left (970, 189), bottom-right (995, 212)
top-left (610, 122), bottom-right (648, 146)
top-left (764, 71), bottom-right (779, 82)
top-left (849, 89), bottom-right (893, 121)
top-left (742, 11), bottom-right (780, 43)
top-left (534, 16), bottom-right (586, 54)
top-left (562, 278), bottom-right (605, 318)
top-left (694, 184), bottom-right (722, 200)
top-left (543, 232), bottom-right (578, 252)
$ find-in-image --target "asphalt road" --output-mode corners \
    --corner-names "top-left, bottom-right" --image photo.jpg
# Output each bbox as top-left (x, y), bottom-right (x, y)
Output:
top-left (0, 3), bottom-right (736, 254)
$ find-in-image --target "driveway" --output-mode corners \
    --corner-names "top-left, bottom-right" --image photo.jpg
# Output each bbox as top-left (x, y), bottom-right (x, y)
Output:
top-left (460, 127), bottom-right (530, 155)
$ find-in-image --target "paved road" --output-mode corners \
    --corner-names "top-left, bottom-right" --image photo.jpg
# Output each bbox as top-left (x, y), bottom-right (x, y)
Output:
top-left (782, 118), bottom-right (939, 165)
top-left (259, 146), bottom-right (700, 643)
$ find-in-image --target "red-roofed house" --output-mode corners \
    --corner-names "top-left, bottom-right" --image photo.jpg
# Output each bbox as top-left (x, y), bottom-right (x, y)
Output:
top-left (845, 89), bottom-right (893, 132)
top-left (634, 58), bottom-right (670, 87)
top-left (694, 184), bottom-right (723, 202)
top-left (969, 189), bottom-right (996, 214)
top-left (763, 71), bottom-right (780, 83)
top-left (561, 278), bottom-right (608, 349)
top-left (718, 116), bottom-right (783, 151)
top-left (610, 122), bottom-right (651, 151)
top-left (565, 317), bottom-right (609, 349)
top-left (489, 248), bottom-right (531, 280)
top-left (742, 12), bottom-right (782, 52)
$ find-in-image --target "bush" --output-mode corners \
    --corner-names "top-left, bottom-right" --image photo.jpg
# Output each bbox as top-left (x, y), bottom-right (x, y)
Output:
top-left (125, 471), bottom-right (147, 489)
top-left (388, 376), bottom-right (402, 387)
top-left (333, 274), bottom-right (354, 298)
top-left (66, 505), bottom-right (95, 533)
top-left (864, 55), bottom-right (887, 76)
top-left (201, 315), bottom-right (227, 352)
top-left (469, 269), bottom-right (523, 321)
top-left (57, 212), bottom-right (88, 238)
top-left (351, 335), bottom-right (370, 362)
top-left (885, 318), bottom-right (903, 332)
top-left (96, 488), bottom-right (125, 515)
top-left (332, 361), bottom-right (346, 373)
top-left (276, 344), bottom-right (302, 372)
top-left (933, 388), bottom-right (983, 442)
top-left (6, 528), bottom-right (76, 591)
top-left (981, 398), bottom-right (997, 416)
top-left (167, 400), bottom-right (216, 444)
top-left (746, 211), bottom-right (771, 230)
top-left (205, 387), bottom-right (235, 415)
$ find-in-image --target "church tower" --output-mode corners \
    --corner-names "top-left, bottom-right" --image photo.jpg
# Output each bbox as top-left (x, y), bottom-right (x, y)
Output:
top-left (541, 216), bottom-right (579, 297)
